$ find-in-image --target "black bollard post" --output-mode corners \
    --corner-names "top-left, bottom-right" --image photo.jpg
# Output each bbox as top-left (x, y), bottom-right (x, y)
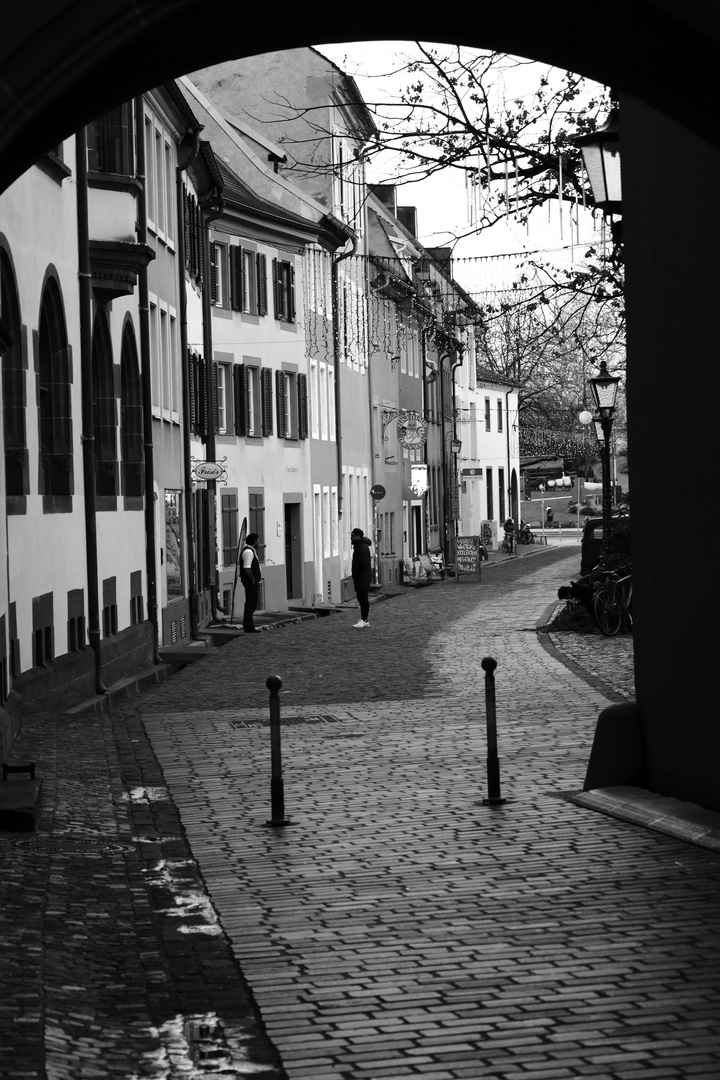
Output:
top-left (265, 675), bottom-right (292, 826)
top-left (481, 656), bottom-right (507, 806)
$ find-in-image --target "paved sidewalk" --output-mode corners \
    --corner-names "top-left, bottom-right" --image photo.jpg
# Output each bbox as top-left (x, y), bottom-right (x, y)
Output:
top-left (3, 548), bottom-right (719, 1079)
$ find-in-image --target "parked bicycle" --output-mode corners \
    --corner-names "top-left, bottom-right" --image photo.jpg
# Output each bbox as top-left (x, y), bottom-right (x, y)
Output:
top-left (501, 531), bottom-right (515, 555)
top-left (518, 521), bottom-right (535, 544)
top-left (592, 566), bottom-right (633, 636)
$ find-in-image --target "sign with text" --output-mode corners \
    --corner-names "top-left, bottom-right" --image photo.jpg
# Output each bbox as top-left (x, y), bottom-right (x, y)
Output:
top-left (455, 535), bottom-right (482, 581)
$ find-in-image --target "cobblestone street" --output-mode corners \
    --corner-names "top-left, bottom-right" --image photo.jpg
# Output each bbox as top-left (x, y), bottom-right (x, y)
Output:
top-left (2, 546), bottom-right (719, 1079)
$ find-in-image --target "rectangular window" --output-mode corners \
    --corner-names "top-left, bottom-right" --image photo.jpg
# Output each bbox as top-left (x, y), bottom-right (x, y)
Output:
top-left (221, 492), bottom-right (239, 567)
top-left (328, 365), bottom-right (336, 441)
top-left (499, 467), bottom-right (506, 522)
top-left (272, 258), bottom-right (296, 322)
top-left (319, 362), bottom-right (329, 440)
top-left (242, 249), bottom-right (256, 312)
top-left (211, 243), bottom-right (228, 308)
top-left (154, 128), bottom-right (165, 236)
top-left (165, 490), bottom-right (184, 599)
top-left (249, 490), bottom-right (265, 563)
top-left (331, 487), bottom-right (339, 555)
top-left (164, 140), bottom-right (174, 245)
top-left (87, 102), bottom-right (135, 176)
top-left (276, 370), bottom-right (307, 440)
top-left (216, 363), bottom-right (229, 435)
top-left (486, 467), bottom-right (494, 521)
top-left (497, 399), bottom-right (503, 433)
top-left (323, 487), bottom-right (331, 558)
top-left (485, 397), bottom-right (491, 432)
top-left (160, 307), bottom-right (170, 413)
top-left (246, 365), bottom-right (260, 436)
top-left (310, 359), bottom-right (319, 439)
top-left (144, 117), bottom-right (155, 230)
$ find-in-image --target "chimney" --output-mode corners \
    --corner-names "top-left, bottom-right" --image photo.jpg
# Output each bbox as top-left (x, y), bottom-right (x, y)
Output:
top-left (396, 206), bottom-right (417, 237)
top-left (370, 184), bottom-right (397, 215)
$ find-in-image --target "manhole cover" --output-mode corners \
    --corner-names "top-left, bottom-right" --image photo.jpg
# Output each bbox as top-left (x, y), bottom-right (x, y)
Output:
top-left (9, 835), bottom-right (135, 855)
top-left (230, 714), bottom-right (344, 729)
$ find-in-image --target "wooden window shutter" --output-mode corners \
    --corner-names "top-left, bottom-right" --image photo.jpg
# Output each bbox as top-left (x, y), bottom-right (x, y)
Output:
top-left (271, 258), bottom-right (280, 319)
top-left (197, 353), bottom-right (208, 439)
top-left (229, 247), bottom-right (239, 310)
top-left (275, 369), bottom-right (286, 438)
top-left (209, 243), bottom-right (218, 304)
top-left (234, 364), bottom-right (246, 436)
top-left (288, 264), bottom-right (296, 323)
top-left (257, 254), bottom-right (268, 315)
top-left (211, 361), bottom-right (218, 432)
top-left (238, 248), bottom-right (247, 312)
top-left (188, 350), bottom-right (196, 431)
top-left (298, 372), bottom-right (308, 439)
top-left (196, 203), bottom-right (204, 285)
top-left (261, 368), bottom-right (273, 436)
top-left (183, 191), bottom-right (192, 269)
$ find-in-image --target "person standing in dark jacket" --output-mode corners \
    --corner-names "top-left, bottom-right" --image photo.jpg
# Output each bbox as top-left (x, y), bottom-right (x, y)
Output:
top-left (350, 528), bottom-right (372, 628)
top-left (240, 532), bottom-right (262, 633)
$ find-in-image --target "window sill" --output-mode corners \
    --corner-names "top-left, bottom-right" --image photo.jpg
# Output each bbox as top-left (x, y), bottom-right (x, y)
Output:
top-left (36, 152), bottom-right (72, 185)
top-left (87, 171), bottom-right (142, 194)
top-left (42, 495), bottom-right (72, 514)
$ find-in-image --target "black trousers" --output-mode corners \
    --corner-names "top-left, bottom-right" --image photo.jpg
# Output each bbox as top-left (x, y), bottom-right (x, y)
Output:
top-left (243, 582), bottom-right (260, 630)
top-left (355, 585), bottom-right (370, 621)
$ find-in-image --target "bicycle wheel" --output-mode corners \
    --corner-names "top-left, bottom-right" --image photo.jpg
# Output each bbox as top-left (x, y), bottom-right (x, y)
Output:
top-left (593, 583), bottom-right (622, 636)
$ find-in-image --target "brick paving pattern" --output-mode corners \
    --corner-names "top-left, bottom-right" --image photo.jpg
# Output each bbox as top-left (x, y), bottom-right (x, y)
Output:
top-left (2, 546), bottom-right (719, 1079)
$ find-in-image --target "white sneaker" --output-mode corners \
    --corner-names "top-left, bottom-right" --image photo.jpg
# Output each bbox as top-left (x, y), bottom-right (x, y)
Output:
top-left (352, 620), bottom-right (369, 628)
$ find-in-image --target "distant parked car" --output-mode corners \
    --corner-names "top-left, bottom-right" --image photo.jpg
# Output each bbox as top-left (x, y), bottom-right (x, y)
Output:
top-left (581, 516), bottom-right (631, 574)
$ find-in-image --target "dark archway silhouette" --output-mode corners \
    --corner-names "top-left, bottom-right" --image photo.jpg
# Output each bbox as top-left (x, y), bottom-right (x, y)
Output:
top-left (0, 5), bottom-right (719, 193)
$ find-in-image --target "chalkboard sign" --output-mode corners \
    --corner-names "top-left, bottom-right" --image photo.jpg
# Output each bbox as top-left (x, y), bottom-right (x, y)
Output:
top-left (455, 536), bottom-right (482, 581)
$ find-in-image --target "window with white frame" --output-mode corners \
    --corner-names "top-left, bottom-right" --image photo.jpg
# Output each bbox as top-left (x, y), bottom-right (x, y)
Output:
top-left (216, 363), bottom-right (229, 435)
top-left (246, 364), bottom-right (260, 436)
top-left (320, 362), bottom-right (329, 440)
top-left (331, 487), bottom-right (338, 555)
top-left (144, 110), bottom-right (175, 246)
top-left (310, 359), bottom-right (319, 438)
top-left (485, 397), bottom-right (491, 432)
top-left (497, 398), bottom-right (503, 433)
top-left (323, 488), bottom-right (331, 558)
top-left (210, 243), bottom-right (228, 308)
top-left (328, 365), bottom-right (336, 441)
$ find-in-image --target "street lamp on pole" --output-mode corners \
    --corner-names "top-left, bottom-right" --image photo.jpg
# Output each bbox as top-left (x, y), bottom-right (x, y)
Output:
top-left (588, 361), bottom-right (621, 537)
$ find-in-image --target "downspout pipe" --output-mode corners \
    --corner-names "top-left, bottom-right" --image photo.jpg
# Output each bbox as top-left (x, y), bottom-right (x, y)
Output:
top-left (134, 97), bottom-right (161, 665)
top-left (176, 129), bottom-right (202, 639)
top-left (200, 187), bottom-right (225, 622)
top-left (450, 344), bottom-right (464, 561)
top-left (505, 387), bottom-right (513, 521)
top-left (331, 235), bottom-right (358, 526)
top-left (76, 126), bottom-right (107, 694)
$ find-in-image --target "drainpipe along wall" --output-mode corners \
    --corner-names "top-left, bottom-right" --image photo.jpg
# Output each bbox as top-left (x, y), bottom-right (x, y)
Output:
top-left (201, 188), bottom-right (225, 622)
top-left (134, 97), bottom-right (160, 665)
top-left (331, 236), bottom-right (357, 526)
top-left (75, 126), bottom-right (107, 695)
top-left (176, 130), bottom-right (201, 639)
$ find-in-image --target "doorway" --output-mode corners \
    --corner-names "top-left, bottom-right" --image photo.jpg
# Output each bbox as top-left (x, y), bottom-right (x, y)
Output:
top-left (284, 502), bottom-right (302, 600)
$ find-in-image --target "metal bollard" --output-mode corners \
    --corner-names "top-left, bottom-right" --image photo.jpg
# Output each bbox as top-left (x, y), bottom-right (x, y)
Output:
top-left (481, 656), bottom-right (507, 806)
top-left (265, 675), bottom-right (292, 826)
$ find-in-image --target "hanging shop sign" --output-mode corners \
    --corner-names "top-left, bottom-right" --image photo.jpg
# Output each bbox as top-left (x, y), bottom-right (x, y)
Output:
top-left (191, 458), bottom-right (227, 484)
top-left (397, 413), bottom-right (427, 449)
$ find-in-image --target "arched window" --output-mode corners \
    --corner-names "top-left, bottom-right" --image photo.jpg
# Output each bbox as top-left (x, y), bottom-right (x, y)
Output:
top-left (120, 321), bottom-right (143, 499)
top-left (1, 250), bottom-right (28, 500)
top-left (37, 277), bottom-right (73, 503)
top-left (91, 308), bottom-right (118, 500)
